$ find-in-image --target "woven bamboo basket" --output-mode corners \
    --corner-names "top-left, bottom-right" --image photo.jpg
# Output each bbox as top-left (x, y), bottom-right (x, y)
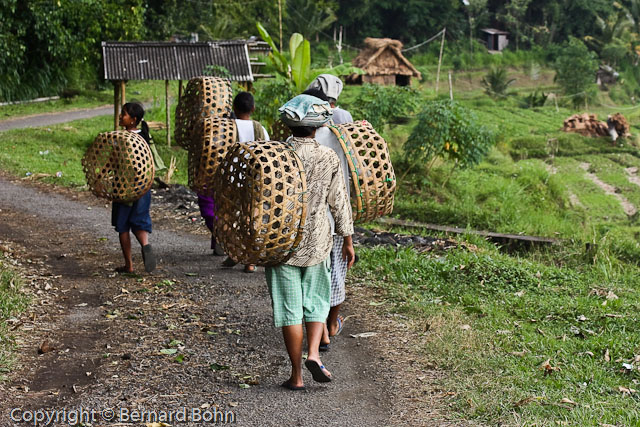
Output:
top-left (328, 121), bottom-right (395, 222)
top-left (213, 141), bottom-right (307, 266)
top-left (188, 116), bottom-right (238, 197)
top-left (82, 131), bottom-right (155, 203)
top-left (174, 76), bottom-right (233, 150)
top-left (269, 119), bottom-right (292, 142)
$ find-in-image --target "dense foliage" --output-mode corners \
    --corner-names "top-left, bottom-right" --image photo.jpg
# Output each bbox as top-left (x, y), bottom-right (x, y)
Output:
top-left (5, 1), bottom-right (640, 101)
top-left (553, 37), bottom-right (598, 107)
top-left (403, 100), bottom-right (495, 171)
top-left (350, 84), bottom-right (420, 129)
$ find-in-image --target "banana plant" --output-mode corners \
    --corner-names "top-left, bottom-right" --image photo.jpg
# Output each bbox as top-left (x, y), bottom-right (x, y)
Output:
top-left (256, 23), bottom-right (310, 91)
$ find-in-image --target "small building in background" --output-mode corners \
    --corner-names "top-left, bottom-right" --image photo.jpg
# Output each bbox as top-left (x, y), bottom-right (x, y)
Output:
top-left (481, 29), bottom-right (509, 52)
top-left (349, 37), bottom-right (421, 86)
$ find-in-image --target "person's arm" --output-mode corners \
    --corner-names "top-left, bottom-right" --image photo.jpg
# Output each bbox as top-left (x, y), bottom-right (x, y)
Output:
top-left (327, 153), bottom-right (354, 267)
top-left (341, 235), bottom-right (355, 268)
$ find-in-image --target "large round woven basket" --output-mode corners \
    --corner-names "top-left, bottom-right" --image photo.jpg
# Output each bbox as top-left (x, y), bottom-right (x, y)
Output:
top-left (328, 121), bottom-right (395, 222)
top-left (188, 116), bottom-right (238, 197)
top-left (174, 76), bottom-right (233, 150)
top-left (213, 141), bottom-right (307, 266)
top-left (269, 119), bottom-right (292, 142)
top-left (82, 131), bottom-right (155, 203)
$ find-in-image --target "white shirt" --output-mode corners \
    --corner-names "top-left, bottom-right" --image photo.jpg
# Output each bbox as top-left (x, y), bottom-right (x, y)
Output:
top-left (235, 119), bottom-right (269, 142)
top-left (332, 107), bottom-right (353, 125)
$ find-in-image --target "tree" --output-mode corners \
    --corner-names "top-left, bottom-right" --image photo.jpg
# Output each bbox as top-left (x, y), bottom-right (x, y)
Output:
top-left (498, 0), bottom-right (532, 50)
top-left (553, 37), bottom-right (598, 108)
top-left (286, 0), bottom-right (337, 41)
top-left (464, 0), bottom-right (488, 54)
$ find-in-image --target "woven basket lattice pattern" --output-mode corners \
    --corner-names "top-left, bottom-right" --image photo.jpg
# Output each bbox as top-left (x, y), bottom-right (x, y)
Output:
top-left (82, 131), bottom-right (154, 203)
top-left (213, 141), bottom-right (307, 266)
top-left (174, 77), bottom-right (233, 150)
top-left (329, 121), bottom-right (395, 222)
top-left (269, 119), bottom-right (292, 142)
top-left (189, 117), bottom-right (237, 196)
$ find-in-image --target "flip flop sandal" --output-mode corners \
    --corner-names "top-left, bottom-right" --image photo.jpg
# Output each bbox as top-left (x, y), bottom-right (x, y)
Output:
top-left (319, 342), bottom-right (330, 352)
top-left (331, 316), bottom-right (344, 337)
top-left (281, 381), bottom-right (306, 391)
top-left (142, 244), bottom-right (156, 273)
top-left (304, 359), bottom-right (332, 383)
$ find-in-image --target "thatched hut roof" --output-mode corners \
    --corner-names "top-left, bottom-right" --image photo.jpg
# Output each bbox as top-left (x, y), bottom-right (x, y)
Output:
top-left (352, 38), bottom-right (421, 79)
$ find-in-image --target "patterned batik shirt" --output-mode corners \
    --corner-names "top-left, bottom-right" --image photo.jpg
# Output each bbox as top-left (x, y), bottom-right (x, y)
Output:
top-left (286, 136), bottom-right (354, 267)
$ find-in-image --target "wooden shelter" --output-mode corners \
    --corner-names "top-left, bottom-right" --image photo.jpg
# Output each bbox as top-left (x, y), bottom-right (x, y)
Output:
top-left (102, 41), bottom-right (254, 144)
top-left (481, 29), bottom-right (509, 52)
top-left (350, 38), bottom-right (421, 86)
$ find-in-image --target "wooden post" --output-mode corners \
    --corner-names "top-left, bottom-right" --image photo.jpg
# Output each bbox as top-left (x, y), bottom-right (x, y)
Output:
top-left (435, 28), bottom-right (446, 95)
top-left (165, 80), bottom-right (171, 147)
top-left (278, 0), bottom-right (283, 52)
top-left (337, 26), bottom-right (343, 65)
top-left (448, 71), bottom-right (453, 100)
top-left (178, 80), bottom-right (183, 103)
top-left (120, 80), bottom-right (126, 106)
top-left (113, 81), bottom-right (120, 130)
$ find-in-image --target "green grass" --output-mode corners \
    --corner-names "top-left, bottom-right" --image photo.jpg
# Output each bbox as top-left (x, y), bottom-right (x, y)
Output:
top-left (352, 246), bottom-right (640, 426)
top-left (0, 80), bottom-right (187, 120)
top-left (0, 112), bottom-right (189, 188)
top-left (0, 258), bottom-right (30, 380)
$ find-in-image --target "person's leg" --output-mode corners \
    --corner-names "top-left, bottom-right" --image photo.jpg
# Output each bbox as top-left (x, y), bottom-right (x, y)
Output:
top-left (129, 192), bottom-right (155, 272)
top-left (265, 264), bottom-right (305, 387)
top-left (327, 304), bottom-right (343, 336)
top-left (118, 232), bottom-right (134, 273)
top-left (323, 235), bottom-right (348, 342)
top-left (282, 324), bottom-right (304, 387)
top-left (197, 194), bottom-right (220, 252)
top-left (301, 259), bottom-right (332, 380)
top-left (132, 229), bottom-right (149, 246)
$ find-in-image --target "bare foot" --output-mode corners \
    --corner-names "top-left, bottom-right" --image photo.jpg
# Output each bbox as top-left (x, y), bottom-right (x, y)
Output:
top-left (115, 266), bottom-right (134, 274)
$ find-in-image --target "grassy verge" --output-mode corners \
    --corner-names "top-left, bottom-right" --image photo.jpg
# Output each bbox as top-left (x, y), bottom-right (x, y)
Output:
top-left (0, 113), bottom-right (189, 188)
top-left (0, 257), bottom-right (30, 381)
top-left (0, 80), bottom-right (183, 120)
top-left (352, 245), bottom-right (640, 426)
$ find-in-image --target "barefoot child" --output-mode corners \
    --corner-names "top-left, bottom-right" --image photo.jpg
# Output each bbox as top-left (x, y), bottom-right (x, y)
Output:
top-left (112, 102), bottom-right (157, 273)
top-left (268, 94), bottom-right (354, 390)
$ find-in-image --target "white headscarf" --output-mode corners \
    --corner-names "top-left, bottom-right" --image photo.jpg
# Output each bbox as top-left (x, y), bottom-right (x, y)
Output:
top-left (306, 74), bottom-right (344, 101)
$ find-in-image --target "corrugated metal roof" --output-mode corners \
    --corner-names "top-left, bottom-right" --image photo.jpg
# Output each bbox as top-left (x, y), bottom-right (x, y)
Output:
top-left (102, 41), bottom-right (254, 82)
top-left (481, 28), bottom-right (509, 35)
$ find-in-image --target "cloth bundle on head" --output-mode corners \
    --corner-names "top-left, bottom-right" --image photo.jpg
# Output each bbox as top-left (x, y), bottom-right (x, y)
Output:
top-left (306, 74), bottom-right (344, 101)
top-left (279, 94), bottom-right (332, 128)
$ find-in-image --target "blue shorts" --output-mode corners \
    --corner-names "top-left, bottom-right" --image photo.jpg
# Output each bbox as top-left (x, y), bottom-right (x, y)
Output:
top-left (111, 191), bottom-right (152, 233)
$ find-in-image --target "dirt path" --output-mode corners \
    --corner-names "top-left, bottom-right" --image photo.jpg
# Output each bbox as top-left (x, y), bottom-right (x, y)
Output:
top-left (0, 105), bottom-right (116, 132)
top-left (579, 162), bottom-right (637, 216)
top-left (0, 174), bottom-right (454, 426)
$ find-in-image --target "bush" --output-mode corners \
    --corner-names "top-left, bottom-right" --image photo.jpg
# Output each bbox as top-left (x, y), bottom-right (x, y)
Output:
top-left (403, 100), bottom-right (495, 171)
top-left (349, 83), bottom-right (420, 129)
top-left (553, 37), bottom-right (598, 108)
top-left (252, 77), bottom-right (296, 129)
